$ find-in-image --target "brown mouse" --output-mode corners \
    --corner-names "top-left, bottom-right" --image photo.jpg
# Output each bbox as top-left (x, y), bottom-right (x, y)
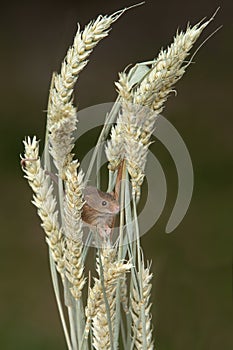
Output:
top-left (81, 186), bottom-right (120, 238)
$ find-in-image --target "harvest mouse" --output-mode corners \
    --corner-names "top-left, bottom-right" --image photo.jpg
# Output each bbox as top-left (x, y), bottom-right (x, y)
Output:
top-left (81, 186), bottom-right (119, 238)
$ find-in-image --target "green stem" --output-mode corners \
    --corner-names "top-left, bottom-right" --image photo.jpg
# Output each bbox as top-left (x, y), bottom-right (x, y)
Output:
top-left (84, 97), bottom-right (121, 184)
top-left (76, 299), bottom-right (87, 350)
top-left (113, 162), bottom-right (126, 348)
top-left (118, 161), bottom-right (126, 260)
top-left (68, 306), bottom-right (78, 350)
top-left (120, 316), bottom-right (127, 349)
top-left (49, 252), bottom-right (72, 350)
top-left (132, 195), bottom-right (147, 350)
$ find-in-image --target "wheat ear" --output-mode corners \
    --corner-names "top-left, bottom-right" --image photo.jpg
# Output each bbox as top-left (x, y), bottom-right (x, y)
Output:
top-left (47, 10), bottom-right (126, 177)
top-left (133, 20), bottom-right (210, 111)
top-left (84, 247), bottom-right (132, 348)
top-left (21, 137), bottom-right (64, 275)
top-left (106, 16), bottom-right (213, 197)
top-left (63, 160), bottom-right (86, 299)
top-left (131, 261), bottom-right (154, 350)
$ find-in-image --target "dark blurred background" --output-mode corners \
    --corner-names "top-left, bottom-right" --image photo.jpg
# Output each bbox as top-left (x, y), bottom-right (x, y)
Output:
top-left (0, 0), bottom-right (232, 349)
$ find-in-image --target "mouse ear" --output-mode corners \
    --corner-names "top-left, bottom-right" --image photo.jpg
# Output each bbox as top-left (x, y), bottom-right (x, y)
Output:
top-left (83, 186), bottom-right (97, 196)
top-left (83, 186), bottom-right (103, 211)
top-left (108, 191), bottom-right (116, 199)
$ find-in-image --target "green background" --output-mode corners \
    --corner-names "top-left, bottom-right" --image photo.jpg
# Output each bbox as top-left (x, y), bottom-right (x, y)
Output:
top-left (0, 0), bottom-right (232, 349)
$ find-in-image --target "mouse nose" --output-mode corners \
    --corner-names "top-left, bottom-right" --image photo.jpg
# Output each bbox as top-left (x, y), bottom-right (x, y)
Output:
top-left (114, 204), bottom-right (120, 213)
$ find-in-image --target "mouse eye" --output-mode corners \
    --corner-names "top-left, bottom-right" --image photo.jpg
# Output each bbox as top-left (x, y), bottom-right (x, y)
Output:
top-left (102, 200), bottom-right (107, 206)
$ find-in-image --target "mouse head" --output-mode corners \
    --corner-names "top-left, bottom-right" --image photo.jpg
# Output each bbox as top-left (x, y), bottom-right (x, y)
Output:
top-left (83, 186), bottom-right (119, 214)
